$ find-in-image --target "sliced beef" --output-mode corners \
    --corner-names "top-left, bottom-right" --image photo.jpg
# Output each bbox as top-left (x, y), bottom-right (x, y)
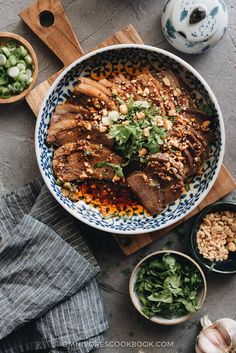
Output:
top-left (127, 172), bottom-right (165, 215)
top-left (148, 153), bottom-right (185, 182)
top-left (127, 169), bottom-right (184, 215)
top-left (107, 74), bottom-right (142, 101)
top-left (47, 117), bottom-right (113, 148)
top-left (183, 108), bottom-right (213, 121)
top-left (50, 113), bottom-right (80, 125)
top-left (53, 140), bottom-right (122, 182)
top-left (152, 70), bottom-right (197, 112)
top-left (130, 153), bottom-right (185, 213)
top-left (166, 123), bottom-right (209, 177)
top-left (134, 73), bottom-right (166, 115)
top-left (162, 179), bottom-right (183, 205)
top-left (127, 153), bottom-right (185, 214)
top-left (79, 77), bottom-right (110, 95)
top-left (74, 80), bottom-right (118, 111)
top-left (55, 103), bottom-right (89, 114)
top-left (183, 126), bottom-right (209, 176)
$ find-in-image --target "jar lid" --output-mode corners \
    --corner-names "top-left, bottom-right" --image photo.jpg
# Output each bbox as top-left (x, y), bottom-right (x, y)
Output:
top-left (171, 0), bottom-right (226, 43)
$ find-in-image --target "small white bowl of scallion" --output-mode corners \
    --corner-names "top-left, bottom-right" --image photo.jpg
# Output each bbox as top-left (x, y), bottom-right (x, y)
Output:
top-left (0, 32), bottom-right (38, 104)
top-left (129, 250), bottom-right (207, 325)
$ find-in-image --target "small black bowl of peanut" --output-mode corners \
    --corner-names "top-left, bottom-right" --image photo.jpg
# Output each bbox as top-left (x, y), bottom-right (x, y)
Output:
top-left (190, 202), bottom-right (236, 274)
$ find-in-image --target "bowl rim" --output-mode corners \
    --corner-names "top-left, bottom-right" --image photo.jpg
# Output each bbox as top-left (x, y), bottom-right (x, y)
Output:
top-left (0, 31), bottom-right (38, 104)
top-left (129, 249), bottom-right (207, 325)
top-left (190, 201), bottom-right (236, 275)
top-left (35, 43), bottom-right (225, 235)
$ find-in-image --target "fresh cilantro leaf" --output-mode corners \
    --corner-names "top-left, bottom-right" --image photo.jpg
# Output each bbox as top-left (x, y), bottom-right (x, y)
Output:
top-left (94, 162), bottom-right (124, 177)
top-left (134, 253), bottom-right (203, 319)
top-left (198, 102), bottom-right (215, 116)
top-left (108, 100), bottom-right (167, 165)
top-left (148, 291), bottom-right (173, 304)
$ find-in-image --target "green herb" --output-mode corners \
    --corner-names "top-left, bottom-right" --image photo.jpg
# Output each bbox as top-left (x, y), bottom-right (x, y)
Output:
top-left (56, 178), bottom-right (62, 186)
top-left (0, 42), bottom-right (34, 99)
top-left (108, 100), bottom-right (167, 165)
top-left (134, 253), bottom-right (202, 319)
top-left (198, 102), bottom-right (215, 116)
top-left (94, 162), bottom-right (124, 177)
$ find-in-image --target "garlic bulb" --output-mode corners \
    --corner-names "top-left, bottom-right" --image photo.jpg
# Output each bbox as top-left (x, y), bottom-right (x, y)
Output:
top-left (196, 315), bottom-right (236, 353)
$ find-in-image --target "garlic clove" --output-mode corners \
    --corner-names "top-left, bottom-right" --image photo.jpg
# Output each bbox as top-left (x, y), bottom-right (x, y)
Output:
top-left (196, 332), bottom-right (223, 353)
top-left (196, 315), bottom-right (236, 353)
top-left (205, 327), bottom-right (228, 347)
top-left (200, 315), bottom-right (213, 329)
top-left (216, 318), bottom-right (236, 346)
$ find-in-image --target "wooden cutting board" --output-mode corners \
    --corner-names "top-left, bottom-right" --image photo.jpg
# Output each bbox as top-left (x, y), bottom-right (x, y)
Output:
top-left (20, 0), bottom-right (235, 255)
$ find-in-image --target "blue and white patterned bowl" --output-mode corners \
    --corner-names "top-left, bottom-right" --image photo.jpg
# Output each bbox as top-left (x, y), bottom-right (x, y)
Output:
top-left (35, 44), bottom-right (225, 235)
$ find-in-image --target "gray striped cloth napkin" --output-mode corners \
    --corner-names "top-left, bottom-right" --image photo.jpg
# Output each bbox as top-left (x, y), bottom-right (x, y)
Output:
top-left (0, 178), bottom-right (108, 353)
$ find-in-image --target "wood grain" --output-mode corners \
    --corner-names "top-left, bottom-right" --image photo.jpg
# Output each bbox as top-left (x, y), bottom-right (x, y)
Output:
top-left (20, 1), bottom-right (235, 255)
top-left (20, 0), bottom-right (84, 67)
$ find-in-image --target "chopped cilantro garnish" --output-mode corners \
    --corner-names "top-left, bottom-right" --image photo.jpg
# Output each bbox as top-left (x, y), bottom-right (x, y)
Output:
top-left (134, 253), bottom-right (202, 319)
top-left (198, 102), bottom-right (215, 116)
top-left (108, 100), bottom-right (168, 165)
top-left (94, 162), bottom-right (124, 177)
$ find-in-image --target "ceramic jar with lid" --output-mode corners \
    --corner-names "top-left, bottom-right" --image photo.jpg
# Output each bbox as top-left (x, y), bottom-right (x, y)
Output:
top-left (161, 0), bottom-right (228, 54)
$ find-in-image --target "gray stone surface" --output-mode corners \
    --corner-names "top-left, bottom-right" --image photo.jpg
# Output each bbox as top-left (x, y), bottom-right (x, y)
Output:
top-left (0, 0), bottom-right (235, 352)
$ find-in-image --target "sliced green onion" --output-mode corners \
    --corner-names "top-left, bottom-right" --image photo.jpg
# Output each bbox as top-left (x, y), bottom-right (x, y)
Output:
top-left (17, 62), bottom-right (26, 71)
top-left (24, 55), bottom-right (32, 65)
top-left (14, 48), bottom-right (21, 58)
top-left (26, 68), bottom-right (32, 79)
top-left (4, 59), bottom-right (11, 68)
top-left (8, 66), bottom-right (20, 78)
top-left (1, 87), bottom-right (11, 98)
top-left (17, 73), bottom-right (28, 82)
top-left (0, 54), bottom-right (7, 65)
top-left (8, 84), bottom-right (15, 93)
top-left (26, 77), bottom-right (33, 86)
top-left (1, 47), bottom-right (11, 58)
top-left (8, 55), bottom-right (17, 66)
top-left (7, 41), bottom-right (17, 51)
top-left (0, 41), bottom-right (34, 98)
top-left (63, 182), bottom-right (72, 190)
top-left (13, 82), bottom-right (21, 92)
top-left (18, 85), bottom-right (25, 92)
top-left (18, 45), bottom-right (28, 57)
top-left (0, 73), bottom-right (8, 85)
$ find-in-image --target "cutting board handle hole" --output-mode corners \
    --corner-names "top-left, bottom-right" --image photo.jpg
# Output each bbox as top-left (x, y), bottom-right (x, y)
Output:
top-left (39, 11), bottom-right (55, 27)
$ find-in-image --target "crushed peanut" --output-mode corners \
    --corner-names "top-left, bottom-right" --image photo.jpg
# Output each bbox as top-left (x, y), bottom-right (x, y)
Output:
top-left (163, 77), bottom-right (170, 86)
top-left (99, 125), bottom-right (107, 133)
top-left (155, 116), bottom-right (164, 126)
top-left (102, 108), bottom-right (108, 117)
top-left (164, 119), bottom-right (173, 130)
top-left (119, 104), bottom-right (128, 115)
top-left (143, 87), bottom-right (150, 96)
top-left (201, 120), bottom-right (211, 132)
top-left (196, 211), bottom-right (236, 261)
top-left (136, 111), bottom-right (145, 120)
top-left (143, 127), bottom-right (150, 137)
top-left (139, 148), bottom-right (148, 156)
top-left (174, 88), bottom-right (182, 97)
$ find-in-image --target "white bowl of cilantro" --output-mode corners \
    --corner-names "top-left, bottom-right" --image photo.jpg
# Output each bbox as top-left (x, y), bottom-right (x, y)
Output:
top-left (129, 250), bottom-right (207, 325)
